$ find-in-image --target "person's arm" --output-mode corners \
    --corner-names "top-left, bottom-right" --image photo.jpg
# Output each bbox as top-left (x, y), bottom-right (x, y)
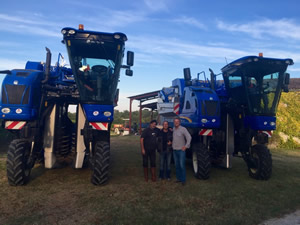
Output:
top-left (182, 128), bottom-right (192, 151)
top-left (140, 138), bottom-right (145, 155)
top-left (168, 131), bottom-right (172, 146)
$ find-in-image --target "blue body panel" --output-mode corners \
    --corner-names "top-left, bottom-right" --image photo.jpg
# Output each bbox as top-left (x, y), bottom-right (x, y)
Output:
top-left (82, 104), bottom-right (114, 122)
top-left (25, 61), bottom-right (43, 71)
top-left (172, 79), bottom-right (185, 96)
top-left (0, 106), bottom-right (37, 120)
top-left (180, 87), bottom-right (220, 129)
top-left (244, 116), bottom-right (276, 130)
top-left (0, 69), bottom-right (43, 120)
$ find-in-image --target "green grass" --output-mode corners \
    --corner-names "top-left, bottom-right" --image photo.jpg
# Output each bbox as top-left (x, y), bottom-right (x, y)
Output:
top-left (0, 135), bottom-right (299, 225)
top-left (273, 91), bottom-right (300, 149)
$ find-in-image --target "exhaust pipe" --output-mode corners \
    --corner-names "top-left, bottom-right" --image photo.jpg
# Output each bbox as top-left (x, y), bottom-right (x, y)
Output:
top-left (209, 68), bottom-right (215, 91)
top-left (41, 47), bottom-right (51, 84)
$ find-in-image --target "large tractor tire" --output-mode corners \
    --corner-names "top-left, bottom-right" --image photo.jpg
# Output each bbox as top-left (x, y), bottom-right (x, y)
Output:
top-left (248, 144), bottom-right (272, 180)
top-left (91, 141), bottom-right (110, 185)
top-left (192, 143), bottom-right (211, 180)
top-left (6, 139), bottom-right (33, 186)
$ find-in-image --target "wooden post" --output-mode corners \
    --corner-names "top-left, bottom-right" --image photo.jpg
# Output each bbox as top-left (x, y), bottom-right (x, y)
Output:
top-left (129, 98), bottom-right (132, 133)
top-left (139, 101), bottom-right (142, 135)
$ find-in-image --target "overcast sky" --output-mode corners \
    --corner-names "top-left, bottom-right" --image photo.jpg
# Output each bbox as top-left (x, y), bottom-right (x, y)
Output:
top-left (0, 0), bottom-right (299, 111)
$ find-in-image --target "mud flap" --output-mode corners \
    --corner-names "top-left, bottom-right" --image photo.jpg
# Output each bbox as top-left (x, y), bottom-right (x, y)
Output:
top-left (74, 104), bottom-right (86, 168)
top-left (43, 104), bottom-right (57, 168)
top-left (221, 113), bottom-right (234, 168)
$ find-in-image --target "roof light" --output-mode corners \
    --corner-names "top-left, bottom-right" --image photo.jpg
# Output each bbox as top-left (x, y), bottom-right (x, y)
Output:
top-left (69, 30), bottom-right (76, 35)
top-left (259, 53), bottom-right (263, 57)
top-left (114, 34), bottom-right (121, 39)
top-left (79, 24), bottom-right (84, 30)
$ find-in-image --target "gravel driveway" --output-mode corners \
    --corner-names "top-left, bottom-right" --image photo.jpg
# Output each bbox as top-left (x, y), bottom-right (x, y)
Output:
top-left (260, 210), bottom-right (300, 225)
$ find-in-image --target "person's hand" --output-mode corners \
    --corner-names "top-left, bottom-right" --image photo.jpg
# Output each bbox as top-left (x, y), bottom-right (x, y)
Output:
top-left (167, 141), bottom-right (172, 145)
top-left (182, 146), bottom-right (187, 151)
top-left (142, 149), bottom-right (146, 155)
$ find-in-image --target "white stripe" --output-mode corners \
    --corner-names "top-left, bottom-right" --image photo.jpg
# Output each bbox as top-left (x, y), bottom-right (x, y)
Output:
top-left (5, 121), bottom-right (13, 128)
top-left (262, 131), bottom-right (272, 137)
top-left (203, 129), bottom-right (211, 135)
top-left (14, 122), bottom-right (26, 129)
top-left (98, 123), bottom-right (107, 130)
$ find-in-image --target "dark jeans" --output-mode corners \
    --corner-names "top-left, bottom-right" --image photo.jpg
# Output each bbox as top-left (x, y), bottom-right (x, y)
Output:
top-left (142, 149), bottom-right (156, 168)
top-left (159, 151), bottom-right (172, 179)
top-left (173, 149), bottom-right (186, 182)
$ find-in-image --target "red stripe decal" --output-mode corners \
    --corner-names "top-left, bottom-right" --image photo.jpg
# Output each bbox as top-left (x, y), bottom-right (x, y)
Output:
top-left (6, 121), bottom-right (19, 129)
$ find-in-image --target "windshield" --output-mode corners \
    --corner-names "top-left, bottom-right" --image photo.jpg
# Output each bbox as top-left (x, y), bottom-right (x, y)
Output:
top-left (63, 33), bottom-right (126, 104)
top-left (245, 72), bottom-right (281, 115)
top-left (70, 56), bottom-right (119, 103)
top-left (227, 75), bottom-right (246, 105)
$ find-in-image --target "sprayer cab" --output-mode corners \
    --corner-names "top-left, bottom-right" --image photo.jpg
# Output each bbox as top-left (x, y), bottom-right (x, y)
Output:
top-left (61, 26), bottom-right (134, 104)
top-left (222, 56), bottom-right (293, 117)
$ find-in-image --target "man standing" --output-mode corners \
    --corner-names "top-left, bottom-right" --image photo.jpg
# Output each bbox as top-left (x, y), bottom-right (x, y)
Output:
top-left (140, 120), bottom-right (160, 182)
top-left (172, 118), bottom-right (192, 185)
top-left (157, 121), bottom-right (173, 180)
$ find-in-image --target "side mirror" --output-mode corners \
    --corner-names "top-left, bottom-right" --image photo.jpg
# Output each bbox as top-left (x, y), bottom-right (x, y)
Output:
top-left (127, 51), bottom-right (134, 67)
top-left (285, 73), bottom-right (290, 85)
top-left (209, 68), bottom-right (215, 90)
top-left (114, 89), bottom-right (119, 106)
top-left (183, 68), bottom-right (191, 81)
top-left (125, 69), bottom-right (133, 76)
top-left (183, 68), bottom-right (192, 86)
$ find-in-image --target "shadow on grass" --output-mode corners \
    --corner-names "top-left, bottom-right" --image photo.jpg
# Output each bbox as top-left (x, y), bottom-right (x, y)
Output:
top-left (30, 164), bottom-right (47, 183)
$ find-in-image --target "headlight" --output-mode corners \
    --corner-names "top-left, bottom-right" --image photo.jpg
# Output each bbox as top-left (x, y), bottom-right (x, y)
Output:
top-left (201, 118), bottom-right (207, 123)
top-left (16, 108), bottom-right (22, 114)
top-left (93, 111), bottom-right (99, 116)
top-left (104, 111), bottom-right (112, 117)
top-left (1, 108), bottom-right (10, 114)
top-left (270, 122), bottom-right (276, 126)
top-left (61, 29), bottom-right (67, 35)
top-left (69, 30), bottom-right (76, 35)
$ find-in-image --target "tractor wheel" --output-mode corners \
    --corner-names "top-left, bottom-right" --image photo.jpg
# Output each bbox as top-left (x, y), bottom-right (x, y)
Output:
top-left (6, 139), bottom-right (33, 186)
top-left (248, 144), bottom-right (272, 180)
top-left (192, 143), bottom-right (211, 180)
top-left (91, 141), bottom-right (110, 185)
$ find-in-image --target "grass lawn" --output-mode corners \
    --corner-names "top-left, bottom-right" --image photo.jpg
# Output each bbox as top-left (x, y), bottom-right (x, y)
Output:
top-left (0, 135), bottom-right (299, 225)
